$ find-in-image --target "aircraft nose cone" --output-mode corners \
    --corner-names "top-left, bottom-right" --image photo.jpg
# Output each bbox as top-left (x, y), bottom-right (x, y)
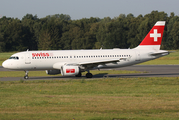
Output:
top-left (2, 61), bottom-right (7, 68)
top-left (2, 60), bottom-right (9, 68)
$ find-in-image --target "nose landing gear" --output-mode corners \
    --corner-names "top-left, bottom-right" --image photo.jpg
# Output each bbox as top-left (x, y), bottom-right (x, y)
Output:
top-left (24, 71), bottom-right (29, 79)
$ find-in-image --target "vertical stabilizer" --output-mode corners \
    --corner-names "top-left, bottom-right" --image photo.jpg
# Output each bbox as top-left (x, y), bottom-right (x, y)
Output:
top-left (135, 21), bottom-right (165, 50)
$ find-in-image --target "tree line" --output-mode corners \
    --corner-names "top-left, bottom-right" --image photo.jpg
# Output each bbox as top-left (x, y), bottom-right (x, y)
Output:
top-left (0, 11), bottom-right (179, 52)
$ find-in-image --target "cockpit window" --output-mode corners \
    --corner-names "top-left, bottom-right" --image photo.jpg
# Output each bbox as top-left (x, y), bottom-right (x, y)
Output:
top-left (9, 56), bottom-right (19, 60)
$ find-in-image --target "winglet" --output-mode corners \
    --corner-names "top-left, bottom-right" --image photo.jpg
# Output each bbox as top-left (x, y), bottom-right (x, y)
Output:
top-left (135, 21), bottom-right (165, 50)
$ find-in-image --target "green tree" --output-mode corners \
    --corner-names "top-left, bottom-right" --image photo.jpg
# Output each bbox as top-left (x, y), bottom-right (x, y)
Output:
top-left (45, 14), bottom-right (71, 21)
top-left (0, 32), bottom-right (5, 52)
top-left (135, 18), bottom-right (151, 45)
top-left (170, 21), bottom-right (179, 49)
top-left (22, 14), bottom-right (39, 50)
top-left (127, 17), bottom-right (143, 48)
top-left (38, 18), bottom-right (62, 50)
top-left (165, 14), bottom-right (179, 49)
top-left (2, 19), bottom-right (31, 51)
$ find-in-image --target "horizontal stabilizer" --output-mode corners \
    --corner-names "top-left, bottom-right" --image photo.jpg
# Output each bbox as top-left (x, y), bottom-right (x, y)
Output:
top-left (149, 51), bottom-right (169, 56)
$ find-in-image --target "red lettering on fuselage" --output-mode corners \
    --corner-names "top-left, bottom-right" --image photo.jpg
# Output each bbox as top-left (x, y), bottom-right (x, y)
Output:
top-left (66, 69), bottom-right (75, 73)
top-left (32, 53), bottom-right (50, 57)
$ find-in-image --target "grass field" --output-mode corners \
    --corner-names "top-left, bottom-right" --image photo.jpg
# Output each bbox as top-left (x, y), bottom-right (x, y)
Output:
top-left (1, 77), bottom-right (179, 120)
top-left (0, 51), bottom-right (179, 119)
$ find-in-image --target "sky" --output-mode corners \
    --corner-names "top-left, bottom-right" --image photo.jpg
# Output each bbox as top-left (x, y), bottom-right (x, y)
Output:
top-left (0, 0), bottom-right (179, 20)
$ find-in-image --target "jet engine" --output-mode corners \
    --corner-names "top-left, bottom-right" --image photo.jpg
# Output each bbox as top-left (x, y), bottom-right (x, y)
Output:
top-left (61, 65), bottom-right (80, 76)
top-left (46, 70), bottom-right (61, 75)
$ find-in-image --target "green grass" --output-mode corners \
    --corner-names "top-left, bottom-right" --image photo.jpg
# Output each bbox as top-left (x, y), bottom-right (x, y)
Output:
top-left (1, 77), bottom-right (179, 119)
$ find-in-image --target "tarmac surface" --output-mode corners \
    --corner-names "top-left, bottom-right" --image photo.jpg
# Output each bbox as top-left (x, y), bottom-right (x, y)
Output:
top-left (0, 65), bottom-right (179, 81)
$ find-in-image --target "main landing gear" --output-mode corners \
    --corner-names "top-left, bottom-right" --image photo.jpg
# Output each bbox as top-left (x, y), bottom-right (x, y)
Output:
top-left (75, 71), bottom-right (93, 78)
top-left (24, 70), bottom-right (29, 79)
top-left (86, 70), bottom-right (93, 78)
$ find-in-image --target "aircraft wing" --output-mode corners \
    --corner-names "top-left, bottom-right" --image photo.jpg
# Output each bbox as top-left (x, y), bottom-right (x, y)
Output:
top-left (78, 59), bottom-right (120, 69)
top-left (53, 59), bottom-right (120, 70)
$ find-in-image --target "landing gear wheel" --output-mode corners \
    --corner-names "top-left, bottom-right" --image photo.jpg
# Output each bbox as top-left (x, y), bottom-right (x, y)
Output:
top-left (75, 72), bottom-right (82, 77)
top-left (24, 75), bottom-right (29, 79)
top-left (24, 70), bottom-right (29, 79)
top-left (86, 73), bottom-right (93, 78)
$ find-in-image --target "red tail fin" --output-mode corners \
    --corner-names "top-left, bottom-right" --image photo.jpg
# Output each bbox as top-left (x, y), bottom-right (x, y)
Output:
top-left (136, 21), bottom-right (165, 50)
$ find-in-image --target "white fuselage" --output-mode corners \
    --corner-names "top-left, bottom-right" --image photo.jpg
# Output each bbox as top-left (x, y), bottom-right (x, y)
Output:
top-left (2, 48), bottom-right (166, 71)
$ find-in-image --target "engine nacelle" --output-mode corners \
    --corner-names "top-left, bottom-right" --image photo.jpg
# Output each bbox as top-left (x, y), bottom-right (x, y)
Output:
top-left (61, 65), bottom-right (80, 76)
top-left (46, 70), bottom-right (61, 75)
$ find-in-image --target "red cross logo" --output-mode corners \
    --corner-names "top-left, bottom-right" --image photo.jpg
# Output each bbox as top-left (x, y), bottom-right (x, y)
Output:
top-left (150, 29), bottom-right (161, 42)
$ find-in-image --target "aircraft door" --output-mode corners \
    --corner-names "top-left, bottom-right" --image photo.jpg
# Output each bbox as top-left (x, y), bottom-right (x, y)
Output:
top-left (25, 53), bottom-right (31, 64)
top-left (70, 55), bottom-right (76, 62)
top-left (135, 51), bottom-right (140, 61)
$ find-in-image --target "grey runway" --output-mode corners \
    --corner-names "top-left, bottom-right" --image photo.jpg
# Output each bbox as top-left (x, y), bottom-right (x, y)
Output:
top-left (0, 65), bottom-right (179, 81)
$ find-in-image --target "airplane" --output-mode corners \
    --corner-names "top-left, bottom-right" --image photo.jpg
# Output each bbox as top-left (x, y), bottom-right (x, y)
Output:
top-left (2, 21), bottom-right (169, 79)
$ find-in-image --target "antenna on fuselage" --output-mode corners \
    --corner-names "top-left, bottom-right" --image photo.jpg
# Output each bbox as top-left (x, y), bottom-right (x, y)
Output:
top-left (27, 49), bottom-right (29, 51)
top-left (100, 45), bottom-right (103, 50)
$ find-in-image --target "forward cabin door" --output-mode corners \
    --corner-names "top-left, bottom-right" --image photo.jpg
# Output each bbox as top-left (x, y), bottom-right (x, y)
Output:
top-left (25, 53), bottom-right (31, 64)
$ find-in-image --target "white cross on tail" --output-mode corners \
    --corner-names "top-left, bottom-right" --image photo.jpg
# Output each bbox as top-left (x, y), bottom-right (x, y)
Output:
top-left (150, 29), bottom-right (161, 42)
